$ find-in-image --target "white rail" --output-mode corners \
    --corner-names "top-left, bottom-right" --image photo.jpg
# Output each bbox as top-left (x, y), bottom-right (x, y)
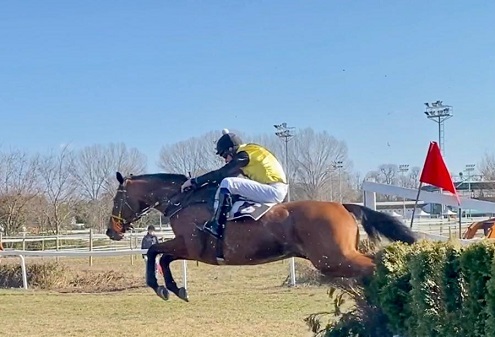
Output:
top-left (1, 229), bottom-right (175, 244)
top-left (0, 248), bottom-right (187, 290)
top-left (1, 231), bottom-right (485, 291)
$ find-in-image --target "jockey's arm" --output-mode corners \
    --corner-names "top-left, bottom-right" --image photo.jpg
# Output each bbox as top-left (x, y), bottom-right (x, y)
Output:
top-left (192, 151), bottom-right (249, 186)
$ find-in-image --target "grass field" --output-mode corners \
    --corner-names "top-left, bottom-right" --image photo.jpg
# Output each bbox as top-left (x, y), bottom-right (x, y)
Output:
top-left (0, 256), bottom-right (333, 337)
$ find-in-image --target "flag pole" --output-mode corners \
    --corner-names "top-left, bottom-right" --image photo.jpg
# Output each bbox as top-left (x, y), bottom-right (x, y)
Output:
top-left (410, 182), bottom-right (423, 229)
top-left (414, 141), bottom-right (460, 229)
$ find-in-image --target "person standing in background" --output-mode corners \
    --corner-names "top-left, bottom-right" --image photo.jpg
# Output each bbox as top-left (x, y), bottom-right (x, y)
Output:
top-left (141, 225), bottom-right (159, 256)
top-left (141, 225), bottom-right (162, 275)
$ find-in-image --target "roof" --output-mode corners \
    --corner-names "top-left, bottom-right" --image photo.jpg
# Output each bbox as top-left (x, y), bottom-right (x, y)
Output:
top-left (422, 181), bottom-right (495, 192)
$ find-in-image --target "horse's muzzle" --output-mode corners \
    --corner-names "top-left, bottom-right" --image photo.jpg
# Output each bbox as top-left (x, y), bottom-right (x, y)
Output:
top-left (106, 227), bottom-right (124, 241)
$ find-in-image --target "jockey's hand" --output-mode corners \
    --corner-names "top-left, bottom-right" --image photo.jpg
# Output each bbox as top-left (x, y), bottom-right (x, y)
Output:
top-left (181, 179), bottom-right (193, 192)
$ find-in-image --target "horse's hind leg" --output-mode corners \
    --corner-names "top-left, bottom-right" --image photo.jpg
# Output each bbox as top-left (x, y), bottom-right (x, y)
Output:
top-left (316, 252), bottom-right (375, 279)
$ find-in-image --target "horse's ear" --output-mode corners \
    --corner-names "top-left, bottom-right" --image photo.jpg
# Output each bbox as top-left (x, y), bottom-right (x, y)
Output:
top-left (116, 172), bottom-right (124, 185)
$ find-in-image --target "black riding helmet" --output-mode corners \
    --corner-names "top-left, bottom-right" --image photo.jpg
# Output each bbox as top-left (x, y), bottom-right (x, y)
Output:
top-left (216, 129), bottom-right (243, 157)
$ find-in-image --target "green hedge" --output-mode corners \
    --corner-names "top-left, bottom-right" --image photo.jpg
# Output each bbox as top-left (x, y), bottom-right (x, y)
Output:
top-left (366, 239), bottom-right (495, 337)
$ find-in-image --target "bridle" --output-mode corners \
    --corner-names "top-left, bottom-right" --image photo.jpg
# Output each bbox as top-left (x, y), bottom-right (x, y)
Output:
top-left (110, 186), bottom-right (160, 232)
top-left (110, 183), bottom-right (187, 233)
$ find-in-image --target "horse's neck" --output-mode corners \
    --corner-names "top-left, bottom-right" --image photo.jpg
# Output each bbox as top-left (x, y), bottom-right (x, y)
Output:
top-left (157, 184), bottom-right (218, 219)
top-left (151, 185), bottom-right (181, 207)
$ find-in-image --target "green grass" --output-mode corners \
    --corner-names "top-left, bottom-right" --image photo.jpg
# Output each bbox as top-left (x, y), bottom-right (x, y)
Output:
top-left (0, 256), bottom-right (333, 337)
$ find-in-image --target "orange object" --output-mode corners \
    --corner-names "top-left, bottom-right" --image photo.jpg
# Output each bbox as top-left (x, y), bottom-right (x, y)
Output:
top-left (462, 218), bottom-right (495, 239)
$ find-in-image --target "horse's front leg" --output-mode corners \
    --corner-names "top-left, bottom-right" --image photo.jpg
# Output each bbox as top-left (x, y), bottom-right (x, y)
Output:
top-left (145, 237), bottom-right (188, 301)
top-left (159, 254), bottom-right (189, 302)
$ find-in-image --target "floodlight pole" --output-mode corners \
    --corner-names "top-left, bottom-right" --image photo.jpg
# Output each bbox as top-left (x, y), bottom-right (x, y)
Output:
top-left (274, 122), bottom-right (296, 287)
top-left (465, 164), bottom-right (475, 218)
top-left (274, 123), bottom-right (295, 202)
top-left (424, 101), bottom-right (453, 217)
top-left (332, 161), bottom-right (344, 202)
top-left (399, 164), bottom-right (410, 218)
top-left (424, 101), bottom-right (453, 157)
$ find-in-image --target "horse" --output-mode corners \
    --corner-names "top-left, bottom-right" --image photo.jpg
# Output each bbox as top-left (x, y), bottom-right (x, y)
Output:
top-left (106, 171), bottom-right (417, 302)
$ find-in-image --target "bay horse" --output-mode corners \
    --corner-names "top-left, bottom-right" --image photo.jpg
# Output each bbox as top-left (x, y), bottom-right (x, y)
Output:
top-left (106, 172), bottom-right (416, 302)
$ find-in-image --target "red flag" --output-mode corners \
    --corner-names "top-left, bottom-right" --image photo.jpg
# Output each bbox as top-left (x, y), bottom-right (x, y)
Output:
top-left (419, 141), bottom-right (460, 204)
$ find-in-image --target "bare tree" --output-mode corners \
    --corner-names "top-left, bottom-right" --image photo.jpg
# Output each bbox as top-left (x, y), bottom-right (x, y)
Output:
top-left (364, 164), bottom-right (422, 201)
top-left (289, 128), bottom-right (349, 201)
top-left (407, 166), bottom-right (421, 188)
top-left (378, 164), bottom-right (399, 185)
top-left (70, 143), bottom-right (147, 231)
top-left (365, 164), bottom-right (397, 183)
top-left (157, 130), bottom-right (224, 176)
top-left (71, 143), bottom-right (146, 200)
top-left (364, 164), bottom-right (399, 201)
top-left (0, 149), bottom-right (40, 235)
top-left (37, 145), bottom-right (77, 234)
top-left (479, 153), bottom-right (495, 180)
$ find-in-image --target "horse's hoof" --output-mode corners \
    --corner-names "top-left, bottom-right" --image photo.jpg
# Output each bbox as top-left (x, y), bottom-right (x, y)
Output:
top-left (156, 286), bottom-right (169, 301)
top-left (178, 287), bottom-right (189, 302)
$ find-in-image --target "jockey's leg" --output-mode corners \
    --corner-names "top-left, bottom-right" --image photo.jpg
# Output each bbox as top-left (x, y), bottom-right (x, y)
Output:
top-left (199, 187), bottom-right (232, 240)
top-left (219, 177), bottom-right (288, 203)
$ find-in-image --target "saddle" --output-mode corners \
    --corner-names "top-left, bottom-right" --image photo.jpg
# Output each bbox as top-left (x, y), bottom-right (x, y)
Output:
top-left (168, 185), bottom-right (275, 222)
top-left (226, 195), bottom-right (276, 221)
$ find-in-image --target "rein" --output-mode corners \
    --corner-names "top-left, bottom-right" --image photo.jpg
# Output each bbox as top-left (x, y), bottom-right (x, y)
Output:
top-left (111, 185), bottom-right (197, 230)
top-left (163, 187), bottom-right (205, 218)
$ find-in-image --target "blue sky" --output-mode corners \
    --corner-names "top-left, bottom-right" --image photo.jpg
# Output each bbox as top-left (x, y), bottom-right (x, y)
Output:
top-left (1, 1), bottom-right (494, 177)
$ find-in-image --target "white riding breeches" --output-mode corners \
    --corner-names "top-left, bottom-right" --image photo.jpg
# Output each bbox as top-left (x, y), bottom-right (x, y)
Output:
top-left (219, 176), bottom-right (288, 204)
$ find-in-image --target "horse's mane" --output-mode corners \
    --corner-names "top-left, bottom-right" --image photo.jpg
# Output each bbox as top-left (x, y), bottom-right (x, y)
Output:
top-left (128, 173), bottom-right (189, 183)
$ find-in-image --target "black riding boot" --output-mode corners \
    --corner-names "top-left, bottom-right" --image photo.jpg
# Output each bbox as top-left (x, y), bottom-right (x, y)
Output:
top-left (202, 188), bottom-right (231, 239)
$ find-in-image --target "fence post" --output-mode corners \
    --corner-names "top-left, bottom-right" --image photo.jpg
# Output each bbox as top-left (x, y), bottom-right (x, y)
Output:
top-left (182, 260), bottom-right (188, 289)
top-left (130, 230), bottom-right (134, 266)
top-left (19, 255), bottom-right (28, 289)
top-left (89, 229), bottom-right (93, 266)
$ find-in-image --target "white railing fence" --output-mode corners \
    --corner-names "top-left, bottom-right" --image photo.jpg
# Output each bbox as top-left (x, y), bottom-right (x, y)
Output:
top-left (1, 230), bottom-right (484, 291)
top-left (0, 248), bottom-right (188, 290)
top-left (0, 228), bottom-right (175, 251)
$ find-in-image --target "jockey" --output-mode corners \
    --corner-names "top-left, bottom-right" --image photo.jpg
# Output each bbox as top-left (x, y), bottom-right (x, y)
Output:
top-left (181, 129), bottom-right (288, 238)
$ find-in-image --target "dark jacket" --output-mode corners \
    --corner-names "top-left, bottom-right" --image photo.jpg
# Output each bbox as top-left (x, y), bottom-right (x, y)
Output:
top-left (192, 151), bottom-right (249, 187)
top-left (141, 233), bottom-right (159, 250)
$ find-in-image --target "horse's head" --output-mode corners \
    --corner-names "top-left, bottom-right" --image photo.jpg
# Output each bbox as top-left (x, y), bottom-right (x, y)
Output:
top-left (106, 172), bottom-right (143, 240)
top-left (106, 171), bottom-right (188, 241)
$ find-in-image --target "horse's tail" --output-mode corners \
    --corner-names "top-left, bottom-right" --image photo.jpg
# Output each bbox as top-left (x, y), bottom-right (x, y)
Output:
top-left (343, 203), bottom-right (417, 244)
